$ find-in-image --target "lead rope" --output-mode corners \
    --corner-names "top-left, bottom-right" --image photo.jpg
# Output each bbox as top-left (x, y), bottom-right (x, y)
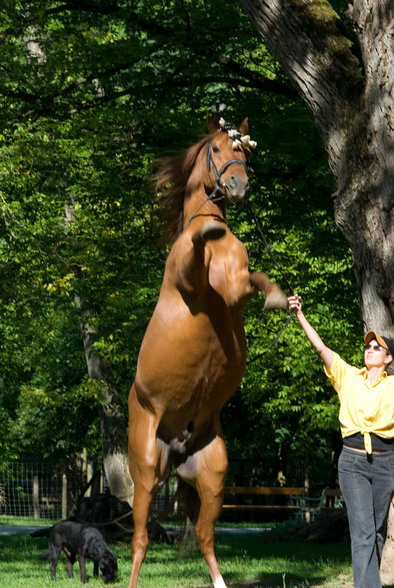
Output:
top-left (245, 199), bottom-right (296, 363)
top-left (245, 199), bottom-right (294, 296)
top-left (188, 186), bottom-right (224, 225)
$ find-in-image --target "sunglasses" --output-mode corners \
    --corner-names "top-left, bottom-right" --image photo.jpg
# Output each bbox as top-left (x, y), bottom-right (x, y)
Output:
top-left (365, 344), bottom-right (385, 352)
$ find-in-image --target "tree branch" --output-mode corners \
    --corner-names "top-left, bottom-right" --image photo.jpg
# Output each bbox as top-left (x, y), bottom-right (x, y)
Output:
top-left (240, 0), bottom-right (365, 190)
top-left (218, 55), bottom-right (297, 99)
top-left (46, 1), bottom-right (120, 16)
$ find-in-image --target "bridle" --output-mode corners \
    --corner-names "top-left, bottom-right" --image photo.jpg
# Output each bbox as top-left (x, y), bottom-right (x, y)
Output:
top-left (188, 135), bottom-right (249, 225)
top-left (206, 138), bottom-right (249, 192)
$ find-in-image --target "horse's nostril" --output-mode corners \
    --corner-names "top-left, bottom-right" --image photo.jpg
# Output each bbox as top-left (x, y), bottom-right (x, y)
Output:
top-left (229, 175), bottom-right (249, 189)
top-left (229, 176), bottom-right (249, 192)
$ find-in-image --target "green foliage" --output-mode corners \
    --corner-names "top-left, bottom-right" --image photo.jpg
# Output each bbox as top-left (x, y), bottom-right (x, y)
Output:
top-left (0, 1), bottom-right (362, 486)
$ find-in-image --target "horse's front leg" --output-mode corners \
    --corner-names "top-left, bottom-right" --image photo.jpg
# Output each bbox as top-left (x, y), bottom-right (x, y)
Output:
top-left (177, 434), bottom-right (228, 588)
top-left (176, 221), bottom-right (226, 293)
top-left (249, 271), bottom-right (288, 310)
top-left (128, 387), bottom-right (169, 588)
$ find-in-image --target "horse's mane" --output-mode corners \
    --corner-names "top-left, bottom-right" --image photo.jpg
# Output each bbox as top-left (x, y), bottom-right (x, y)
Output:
top-left (155, 133), bottom-right (212, 244)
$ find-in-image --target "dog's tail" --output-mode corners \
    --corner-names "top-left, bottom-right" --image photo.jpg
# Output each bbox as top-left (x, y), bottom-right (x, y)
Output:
top-left (30, 526), bottom-right (52, 538)
top-left (30, 527), bottom-right (53, 562)
top-left (40, 543), bottom-right (59, 563)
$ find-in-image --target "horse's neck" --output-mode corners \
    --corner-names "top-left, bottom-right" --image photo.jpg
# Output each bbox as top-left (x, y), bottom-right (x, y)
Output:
top-left (183, 187), bottom-right (226, 227)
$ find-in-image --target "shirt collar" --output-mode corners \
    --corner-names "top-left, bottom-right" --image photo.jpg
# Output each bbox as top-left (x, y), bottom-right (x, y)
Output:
top-left (358, 367), bottom-right (387, 381)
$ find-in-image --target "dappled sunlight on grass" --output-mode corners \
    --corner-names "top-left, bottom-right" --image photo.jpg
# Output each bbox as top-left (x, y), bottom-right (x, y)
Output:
top-left (0, 523), bottom-right (352, 587)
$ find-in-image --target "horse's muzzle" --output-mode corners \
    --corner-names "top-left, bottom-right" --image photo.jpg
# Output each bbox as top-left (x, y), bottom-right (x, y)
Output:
top-left (224, 174), bottom-right (250, 201)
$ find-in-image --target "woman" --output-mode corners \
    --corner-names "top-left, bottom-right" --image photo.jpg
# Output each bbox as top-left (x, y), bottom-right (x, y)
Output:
top-left (288, 294), bottom-right (394, 588)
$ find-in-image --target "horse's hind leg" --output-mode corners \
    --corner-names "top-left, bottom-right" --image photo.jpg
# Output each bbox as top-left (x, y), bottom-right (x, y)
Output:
top-left (178, 434), bottom-right (228, 588)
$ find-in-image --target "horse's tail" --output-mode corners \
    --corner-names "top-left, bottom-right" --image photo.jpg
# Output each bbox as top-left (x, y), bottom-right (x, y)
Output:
top-left (176, 476), bottom-right (201, 524)
top-left (175, 477), bottom-right (200, 556)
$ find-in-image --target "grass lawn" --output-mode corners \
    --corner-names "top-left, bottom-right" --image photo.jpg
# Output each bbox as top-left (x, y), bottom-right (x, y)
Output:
top-left (0, 516), bottom-right (353, 587)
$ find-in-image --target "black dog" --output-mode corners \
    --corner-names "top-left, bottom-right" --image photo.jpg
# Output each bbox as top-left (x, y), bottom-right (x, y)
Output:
top-left (41, 520), bottom-right (118, 583)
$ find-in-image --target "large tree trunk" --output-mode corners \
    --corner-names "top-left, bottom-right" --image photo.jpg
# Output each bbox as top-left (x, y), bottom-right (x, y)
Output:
top-left (240, 0), bottom-right (394, 332)
top-left (381, 499), bottom-right (394, 585)
top-left (78, 303), bottom-right (134, 506)
top-left (335, 1), bottom-right (394, 332)
top-left (241, 0), bottom-right (394, 578)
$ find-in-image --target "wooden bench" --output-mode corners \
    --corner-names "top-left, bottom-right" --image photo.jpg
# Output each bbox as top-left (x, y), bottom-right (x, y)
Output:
top-left (222, 486), bottom-right (344, 521)
top-left (323, 488), bottom-right (344, 509)
top-left (222, 486), bottom-right (304, 512)
top-left (40, 496), bottom-right (61, 511)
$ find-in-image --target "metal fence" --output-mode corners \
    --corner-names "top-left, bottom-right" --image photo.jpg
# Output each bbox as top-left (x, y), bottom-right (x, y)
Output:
top-left (0, 461), bottom-right (177, 521)
top-left (0, 461), bottom-right (88, 520)
top-left (0, 459), bottom-right (264, 522)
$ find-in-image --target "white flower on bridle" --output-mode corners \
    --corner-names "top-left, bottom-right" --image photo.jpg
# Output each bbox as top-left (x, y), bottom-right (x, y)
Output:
top-left (218, 117), bottom-right (257, 150)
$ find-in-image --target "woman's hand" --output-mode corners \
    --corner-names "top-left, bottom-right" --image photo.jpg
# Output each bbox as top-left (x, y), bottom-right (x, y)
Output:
top-left (287, 294), bottom-right (334, 369)
top-left (288, 294), bottom-right (302, 314)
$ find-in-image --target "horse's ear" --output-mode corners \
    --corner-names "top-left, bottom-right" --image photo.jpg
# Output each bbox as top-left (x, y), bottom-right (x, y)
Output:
top-left (239, 117), bottom-right (249, 135)
top-left (207, 112), bottom-right (220, 133)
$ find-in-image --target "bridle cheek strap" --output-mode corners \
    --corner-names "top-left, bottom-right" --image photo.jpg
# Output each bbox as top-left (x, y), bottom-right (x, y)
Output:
top-left (206, 140), bottom-right (249, 191)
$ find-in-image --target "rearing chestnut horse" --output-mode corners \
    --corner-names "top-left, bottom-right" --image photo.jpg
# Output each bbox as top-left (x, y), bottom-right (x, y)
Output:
top-left (128, 114), bottom-right (287, 588)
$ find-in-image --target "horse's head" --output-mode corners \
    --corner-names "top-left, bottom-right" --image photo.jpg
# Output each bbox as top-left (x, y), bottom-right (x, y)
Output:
top-left (156, 114), bottom-right (257, 241)
top-left (205, 114), bottom-right (256, 202)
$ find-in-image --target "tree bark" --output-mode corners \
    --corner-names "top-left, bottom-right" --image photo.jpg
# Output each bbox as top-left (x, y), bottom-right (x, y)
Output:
top-left (64, 204), bottom-right (133, 506)
top-left (240, 0), bottom-right (394, 578)
top-left (381, 499), bottom-right (394, 585)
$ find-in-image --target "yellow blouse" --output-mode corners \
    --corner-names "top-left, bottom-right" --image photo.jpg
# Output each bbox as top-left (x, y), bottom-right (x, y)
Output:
top-left (324, 352), bottom-right (394, 453)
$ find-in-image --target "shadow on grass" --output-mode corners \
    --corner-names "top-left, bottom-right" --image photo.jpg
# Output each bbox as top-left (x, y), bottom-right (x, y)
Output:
top-left (212, 533), bottom-right (350, 587)
top-left (1, 530), bottom-right (353, 587)
top-left (0, 533), bottom-right (48, 563)
top-left (143, 531), bottom-right (352, 587)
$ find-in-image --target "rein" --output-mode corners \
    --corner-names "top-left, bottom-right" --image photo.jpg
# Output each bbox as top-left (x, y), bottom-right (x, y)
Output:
top-left (245, 199), bottom-right (294, 297)
top-left (245, 198), bottom-right (296, 363)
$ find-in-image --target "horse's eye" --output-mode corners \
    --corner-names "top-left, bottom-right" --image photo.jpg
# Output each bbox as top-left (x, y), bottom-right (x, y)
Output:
top-left (212, 145), bottom-right (220, 153)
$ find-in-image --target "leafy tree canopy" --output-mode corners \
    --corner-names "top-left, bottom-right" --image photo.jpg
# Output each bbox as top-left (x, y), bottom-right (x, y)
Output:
top-left (0, 0), bottom-right (362, 486)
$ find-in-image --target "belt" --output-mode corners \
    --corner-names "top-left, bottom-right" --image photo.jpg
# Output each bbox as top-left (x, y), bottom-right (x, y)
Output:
top-left (343, 444), bottom-right (387, 454)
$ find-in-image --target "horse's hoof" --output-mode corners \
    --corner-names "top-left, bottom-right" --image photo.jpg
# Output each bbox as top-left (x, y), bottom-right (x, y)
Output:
top-left (264, 287), bottom-right (288, 311)
top-left (200, 220), bottom-right (226, 242)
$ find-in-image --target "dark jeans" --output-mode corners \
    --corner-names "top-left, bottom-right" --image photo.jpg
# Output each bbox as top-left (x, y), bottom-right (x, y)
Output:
top-left (338, 446), bottom-right (394, 588)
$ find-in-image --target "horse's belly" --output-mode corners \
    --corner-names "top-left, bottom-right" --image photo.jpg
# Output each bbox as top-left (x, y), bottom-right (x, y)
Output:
top-left (135, 304), bottom-right (245, 413)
